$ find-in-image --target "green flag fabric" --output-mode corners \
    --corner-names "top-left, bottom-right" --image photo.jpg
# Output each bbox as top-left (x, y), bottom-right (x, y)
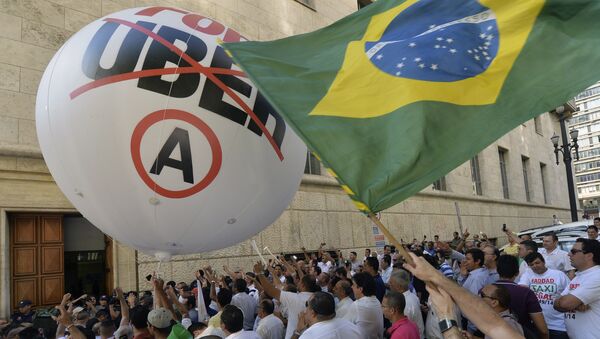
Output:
top-left (224, 0), bottom-right (600, 213)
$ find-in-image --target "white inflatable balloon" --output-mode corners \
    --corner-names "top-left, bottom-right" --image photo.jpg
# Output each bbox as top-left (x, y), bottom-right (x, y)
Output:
top-left (36, 7), bottom-right (306, 258)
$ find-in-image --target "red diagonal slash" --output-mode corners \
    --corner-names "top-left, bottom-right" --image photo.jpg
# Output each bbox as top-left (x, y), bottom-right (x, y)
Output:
top-left (70, 18), bottom-right (283, 161)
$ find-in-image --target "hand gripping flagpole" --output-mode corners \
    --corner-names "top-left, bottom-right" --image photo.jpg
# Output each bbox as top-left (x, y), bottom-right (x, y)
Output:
top-left (367, 212), bottom-right (414, 266)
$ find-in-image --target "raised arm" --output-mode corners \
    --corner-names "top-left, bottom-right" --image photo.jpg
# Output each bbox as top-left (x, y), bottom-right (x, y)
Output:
top-left (115, 287), bottom-right (129, 327)
top-left (404, 254), bottom-right (524, 339)
top-left (253, 261), bottom-right (281, 300)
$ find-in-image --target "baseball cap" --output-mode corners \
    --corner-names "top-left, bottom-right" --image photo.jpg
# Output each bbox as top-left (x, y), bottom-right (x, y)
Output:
top-left (147, 308), bottom-right (172, 329)
top-left (18, 300), bottom-right (32, 308)
top-left (72, 306), bottom-right (85, 315)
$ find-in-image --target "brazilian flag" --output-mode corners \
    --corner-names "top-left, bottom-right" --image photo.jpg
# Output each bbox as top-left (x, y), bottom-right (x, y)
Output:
top-left (225, 0), bottom-right (600, 213)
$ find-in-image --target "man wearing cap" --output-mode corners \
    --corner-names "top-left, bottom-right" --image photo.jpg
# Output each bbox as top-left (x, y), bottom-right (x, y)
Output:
top-left (11, 300), bottom-right (34, 325)
top-left (147, 308), bottom-right (191, 339)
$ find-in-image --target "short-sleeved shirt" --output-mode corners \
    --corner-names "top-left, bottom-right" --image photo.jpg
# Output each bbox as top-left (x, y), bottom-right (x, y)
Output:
top-left (280, 291), bottom-right (312, 339)
top-left (494, 279), bottom-right (543, 333)
top-left (561, 265), bottom-right (600, 338)
top-left (299, 318), bottom-right (361, 339)
top-left (539, 248), bottom-right (574, 273)
top-left (518, 268), bottom-right (570, 331)
top-left (387, 317), bottom-right (420, 339)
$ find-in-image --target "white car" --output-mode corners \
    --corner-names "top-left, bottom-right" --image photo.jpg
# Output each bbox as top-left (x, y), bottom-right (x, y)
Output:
top-left (517, 220), bottom-right (593, 252)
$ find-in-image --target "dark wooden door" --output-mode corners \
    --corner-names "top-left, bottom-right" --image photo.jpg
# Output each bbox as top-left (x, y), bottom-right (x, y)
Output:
top-left (10, 214), bottom-right (64, 309)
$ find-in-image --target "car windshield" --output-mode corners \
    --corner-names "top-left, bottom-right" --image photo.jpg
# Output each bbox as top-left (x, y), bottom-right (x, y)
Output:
top-left (559, 240), bottom-right (577, 252)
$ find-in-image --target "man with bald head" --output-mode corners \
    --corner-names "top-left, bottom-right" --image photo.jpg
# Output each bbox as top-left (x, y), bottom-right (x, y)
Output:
top-left (333, 279), bottom-right (354, 319)
top-left (389, 270), bottom-right (424, 338)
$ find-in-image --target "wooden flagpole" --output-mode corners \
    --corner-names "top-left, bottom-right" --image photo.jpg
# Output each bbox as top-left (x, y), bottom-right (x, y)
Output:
top-left (367, 213), bottom-right (414, 266)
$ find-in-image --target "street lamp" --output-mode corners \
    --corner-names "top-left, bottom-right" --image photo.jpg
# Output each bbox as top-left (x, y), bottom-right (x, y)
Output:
top-left (551, 102), bottom-right (580, 222)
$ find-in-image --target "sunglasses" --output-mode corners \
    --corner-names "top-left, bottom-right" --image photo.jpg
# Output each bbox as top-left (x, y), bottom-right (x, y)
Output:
top-left (479, 292), bottom-right (496, 300)
top-left (570, 249), bottom-right (585, 255)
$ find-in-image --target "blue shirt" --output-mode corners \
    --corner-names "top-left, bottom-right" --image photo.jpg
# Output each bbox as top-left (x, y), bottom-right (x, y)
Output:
top-left (458, 267), bottom-right (489, 295)
top-left (374, 274), bottom-right (386, 302)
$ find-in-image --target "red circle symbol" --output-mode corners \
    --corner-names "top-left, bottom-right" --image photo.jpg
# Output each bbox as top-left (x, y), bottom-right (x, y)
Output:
top-left (131, 109), bottom-right (222, 199)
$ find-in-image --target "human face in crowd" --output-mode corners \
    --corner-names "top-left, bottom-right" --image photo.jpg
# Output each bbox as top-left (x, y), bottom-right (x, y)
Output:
top-left (465, 241), bottom-right (474, 250)
top-left (453, 232), bottom-right (459, 240)
top-left (542, 235), bottom-right (557, 252)
top-left (351, 281), bottom-right (364, 299)
top-left (332, 281), bottom-right (345, 299)
top-left (473, 234), bottom-right (479, 241)
top-left (464, 253), bottom-right (480, 271)
top-left (296, 260), bottom-right (306, 272)
top-left (595, 218), bottom-right (600, 228)
top-left (383, 246), bottom-right (391, 255)
top-left (380, 258), bottom-right (389, 270)
top-left (434, 235), bottom-right (439, 242)
top-left (568, 242), bottom-right (588, 270)
top-left (479, 285), bottom-right (498, 309)
top-left (519, 234), bottom-right (532, 241)
top-left (349, 252), bottom-right (357, 261)
top-left (527, 257), bottom-right (547, 275)
top-left (588, 227), bottom-right (599, 240)
top-left (482, 247), bottom-right (496, 267)
top-left (274, 265), bottom-right (282, 276)
top-left (365, 249), bottom-right (371, 257)
top-left (381, 297), bottom-right (396, 321)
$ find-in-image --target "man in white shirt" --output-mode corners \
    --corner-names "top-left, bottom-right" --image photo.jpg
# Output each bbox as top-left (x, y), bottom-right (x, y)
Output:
top-left (245, 273), bottom-right (260, 302)
top-left (554, 238), bottom-right (600, 339)
top-left (349, 251), bottom-right (361, 274)
top-left (332, 279), bottom-right (354, 319)
top-left (348, 272), bottom-right (384, 339)
top-left (539, 233), bottom-right (574, 278)
top-left (381, 255), bottom-right (393, 285)
top-left (253, 262), bottom-right (320, 339)
top-left (389, 270), bottom-right (425, 338)
top-left (518, 252), bottom-right (570, 338)
top-left (221, 305), bottom-right (261, 339)
top-left (292, 292), bottom-right (361, 339)
top-left (255, 299), bottom-right (284, 339)
top-left (317, 253), bottom-right (334, 274)
top-left (587, 224), bottom-right (599, 240)
top-left (517, 240), bottom-right (538, 280)
top-left (231, 279), bottom-right (257, 331)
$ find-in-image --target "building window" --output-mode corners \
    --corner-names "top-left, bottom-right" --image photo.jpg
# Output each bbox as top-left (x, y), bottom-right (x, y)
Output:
top-left (304, 151), bottom-right (321, 175)
top-left (534, 116), bottom-right (543, 135)
top-left (432, 176), bottom-right (447, 191)
top-left (470, 156), bottom-right (483, 195)
top-left (540, 163), bottom-right (549, 204)
top-left (522, 156), bottom-right (531, 202)
top-left (498, 148), bottom-right (509, 199)
top-left (295, 0), bottom-right (316, 10)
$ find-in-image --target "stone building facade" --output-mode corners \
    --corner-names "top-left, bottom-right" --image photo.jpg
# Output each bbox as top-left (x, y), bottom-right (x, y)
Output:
top-left (0, 0), bottom-right (575, 317)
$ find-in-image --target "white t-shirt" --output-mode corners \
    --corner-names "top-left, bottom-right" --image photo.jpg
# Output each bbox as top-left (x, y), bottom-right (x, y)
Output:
top-left (231, 292), bottom-right (258, 330)
top-left (347, 296), bottom-right (384, 339)
top-left (335, 297), bottom-right (354, 320)
top-left (299, 318), bottom-right (362, 339)
top-left (561, 265), bottom-right (600, 338)
top-left (256, 314), bottom-right (284, 339)
top-left (539, 248), bottom-right (574, 273)
top-left (403, 291), bottom-right (425, 338)
top-left (518, 268), bottom-right (570, 331)
top-left (280, 291), bottom-right (312, 339)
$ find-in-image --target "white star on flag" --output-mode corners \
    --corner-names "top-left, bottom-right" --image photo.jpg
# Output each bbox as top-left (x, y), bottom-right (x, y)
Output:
top-left (409, 42), bottom-right (416, 47)
top-left (431, 64), bottom-right (438, 70)
top-left (418, 63), bottom-right (425, 68)
top-left (376, 54), bottom-right (383, 60)
top-left (414, 57), bottom-right (422, 62)
top-left (396, 63), bottom-right (404, 68)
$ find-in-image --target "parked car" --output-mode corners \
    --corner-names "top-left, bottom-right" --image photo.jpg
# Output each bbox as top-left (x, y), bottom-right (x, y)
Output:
top-left (516, 220), bottom-right (592, 252)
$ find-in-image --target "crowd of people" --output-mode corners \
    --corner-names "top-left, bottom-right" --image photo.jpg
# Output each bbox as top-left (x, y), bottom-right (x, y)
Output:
top-left (1, 220), bottom-right (600, 339)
